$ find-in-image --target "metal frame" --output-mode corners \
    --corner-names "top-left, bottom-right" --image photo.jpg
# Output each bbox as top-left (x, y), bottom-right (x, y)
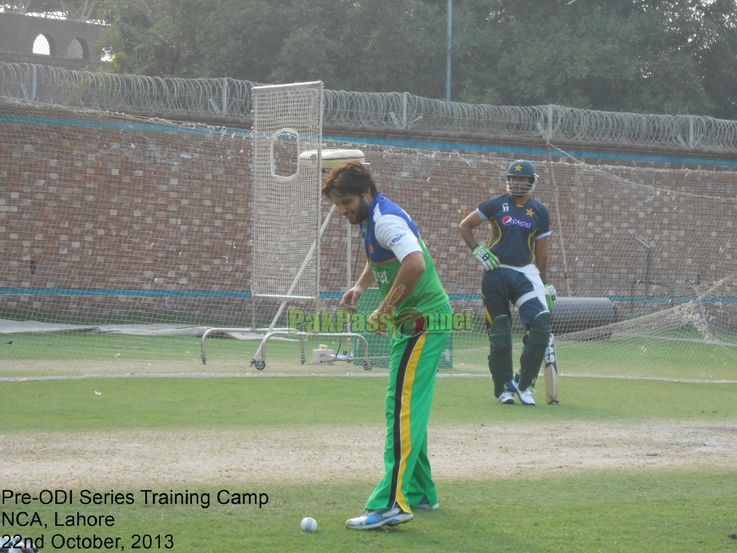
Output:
top-left (200, 328), bottom-right (373, 371)
top-left (199, 81), bottom-right (370, 371)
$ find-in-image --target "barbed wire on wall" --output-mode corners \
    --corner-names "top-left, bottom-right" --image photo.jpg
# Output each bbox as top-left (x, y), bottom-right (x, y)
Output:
top-left (2, 61), bottom-right (737, 153)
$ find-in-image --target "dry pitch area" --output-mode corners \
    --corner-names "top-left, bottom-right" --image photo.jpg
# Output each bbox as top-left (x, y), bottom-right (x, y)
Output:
top-left (4, 420), bottom-right (737, 488)
top-left (3, 362), bottom-right (736, 488)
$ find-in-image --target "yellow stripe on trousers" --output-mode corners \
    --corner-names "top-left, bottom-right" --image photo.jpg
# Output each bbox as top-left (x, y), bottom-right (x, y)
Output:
top-left (394, 331), bottom-right (427, 513)
top-left (482, 292), bottom-right (493, 325)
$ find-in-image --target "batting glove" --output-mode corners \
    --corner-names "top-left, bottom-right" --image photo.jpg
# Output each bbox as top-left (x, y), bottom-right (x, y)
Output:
top-left (472, 246), bottom-right (499, 271)
top-left (544, 284), bottom-right (557, 312)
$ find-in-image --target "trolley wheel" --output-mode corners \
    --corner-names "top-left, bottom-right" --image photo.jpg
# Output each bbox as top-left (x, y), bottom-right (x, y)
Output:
top-left (363, 361), bottom-right (373, 371)
top-left (251, 358), bottom-right (266, 371)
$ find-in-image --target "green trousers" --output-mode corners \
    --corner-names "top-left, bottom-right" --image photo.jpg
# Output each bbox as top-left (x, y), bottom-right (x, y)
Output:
top-left (365, 319), bottom-right (450, 513)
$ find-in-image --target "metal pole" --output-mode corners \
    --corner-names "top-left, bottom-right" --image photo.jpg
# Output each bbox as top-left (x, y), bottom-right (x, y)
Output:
top-left (315, 82), bottom-right (324, 313)
top-left (222, 77), bottom-right (228, 116)
top-left (347, 226), bottom-right (352, 290)
top-left (446, 0), bottom-right (452, 102)
top-left (402, 91), bottom-right (408, 129)
top-left (32, 63), bottom-right (37, 101)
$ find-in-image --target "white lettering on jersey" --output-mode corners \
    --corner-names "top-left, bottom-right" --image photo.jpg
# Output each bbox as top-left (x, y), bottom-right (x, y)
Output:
top-left (388, 233), bottom-right (406, 246)
top-left (372, 269), bottom-right (389, 284)
top-left (375, 214), bottom-right (421, 262)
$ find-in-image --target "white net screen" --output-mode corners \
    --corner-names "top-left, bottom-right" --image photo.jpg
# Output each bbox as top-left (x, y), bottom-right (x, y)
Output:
top-left (251, 82), bottom-right (323, 300)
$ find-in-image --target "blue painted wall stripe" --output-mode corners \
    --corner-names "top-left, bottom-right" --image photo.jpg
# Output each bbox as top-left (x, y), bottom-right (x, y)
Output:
top-left (2, 115), bottom-right (735, 166)
top-left (324, 134), bottom-right (737, 168)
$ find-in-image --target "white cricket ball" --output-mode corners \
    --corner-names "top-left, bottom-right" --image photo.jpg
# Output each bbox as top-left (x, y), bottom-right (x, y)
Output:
top-left (300, 516), bottom-right (318, 532)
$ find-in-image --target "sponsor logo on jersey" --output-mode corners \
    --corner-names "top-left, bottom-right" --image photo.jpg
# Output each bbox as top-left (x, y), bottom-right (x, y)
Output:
top-left (388, 233), bottom-right (406, 246)
top-left (501, 215), bottom-right (532, 229)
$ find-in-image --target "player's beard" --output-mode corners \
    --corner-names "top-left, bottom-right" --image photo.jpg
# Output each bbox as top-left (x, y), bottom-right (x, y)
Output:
top-left (347, 196), bottom-right (370, 225)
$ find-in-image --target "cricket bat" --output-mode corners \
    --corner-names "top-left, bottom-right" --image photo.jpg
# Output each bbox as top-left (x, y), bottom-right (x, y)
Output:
top-left (543, 333), bottom-right (560, 405)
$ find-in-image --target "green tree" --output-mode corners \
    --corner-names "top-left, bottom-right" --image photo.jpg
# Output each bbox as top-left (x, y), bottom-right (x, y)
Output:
top-left (96, 0), bottom-right (737, 118)
top-left (97, 0), bottom-right (180, 75)
top-left (99, 0), bottom-right (301, 79)
top-left (98, 0), bottom-right (448, 95)
top-left (452, 0), bottom-right (723, 115)
top-left (338, 0), bottom-right (446, 96)
top-left (678, 0), bottom-right (737, 118)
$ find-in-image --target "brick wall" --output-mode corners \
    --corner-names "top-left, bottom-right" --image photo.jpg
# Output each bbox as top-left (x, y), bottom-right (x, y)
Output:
top-left (1, 103), bottom-right (735, 327)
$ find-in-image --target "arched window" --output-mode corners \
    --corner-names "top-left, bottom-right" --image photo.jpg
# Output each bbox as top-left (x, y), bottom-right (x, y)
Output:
top-left (67, 38), bottom-right (89, 59)
top-left (32, 34), bottom-right (55, 56)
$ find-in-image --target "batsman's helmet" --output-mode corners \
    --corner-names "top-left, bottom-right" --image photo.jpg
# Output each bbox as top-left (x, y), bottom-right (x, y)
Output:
top-left (506, 160), bottom-right (538, 196)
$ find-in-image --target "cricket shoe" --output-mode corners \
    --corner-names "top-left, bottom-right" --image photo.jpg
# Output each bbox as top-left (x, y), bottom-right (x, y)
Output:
top-left (509, 379), bottom-right (535, 406)
top-left (497, 390), bottom-right (515, 405)
top-left (346, 505), bottom-right (414, 529)
top-left (413, 495), bottom-right (440, 511)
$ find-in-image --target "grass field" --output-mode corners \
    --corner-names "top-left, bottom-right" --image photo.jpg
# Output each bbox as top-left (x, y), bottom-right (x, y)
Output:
top-left (1, 475), bottom-right (735, 552)
top-left (2, 331), bottom-right (736, 381)
top-left (0, 377), bottom-right (737, 552)
top-left (2, 366), bottom-right (737, 552)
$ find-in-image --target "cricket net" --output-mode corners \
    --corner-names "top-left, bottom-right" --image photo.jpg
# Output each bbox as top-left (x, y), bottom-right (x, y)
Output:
top-left (1, 97), bottom-right (736, 381)
top-left (251, 82), bottom-right (322, 304)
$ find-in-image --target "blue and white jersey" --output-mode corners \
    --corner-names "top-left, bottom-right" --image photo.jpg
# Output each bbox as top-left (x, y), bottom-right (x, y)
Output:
top-left (476, 193), bottom-right (551, 267)
top-left (361, 192), bottom-right (449, 313)
top-left (362, 192), bottom-right (422, 264)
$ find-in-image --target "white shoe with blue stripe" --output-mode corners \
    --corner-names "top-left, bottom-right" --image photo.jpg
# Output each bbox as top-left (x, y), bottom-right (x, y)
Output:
top-left (509, 379), bottom-right (535, 405)
top-left (346, 504), bottom-right (414, 529)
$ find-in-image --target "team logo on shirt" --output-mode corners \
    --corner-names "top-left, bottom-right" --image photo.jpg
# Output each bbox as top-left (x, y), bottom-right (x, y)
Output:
top-left (502, 215), bottom-right (532, 229)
